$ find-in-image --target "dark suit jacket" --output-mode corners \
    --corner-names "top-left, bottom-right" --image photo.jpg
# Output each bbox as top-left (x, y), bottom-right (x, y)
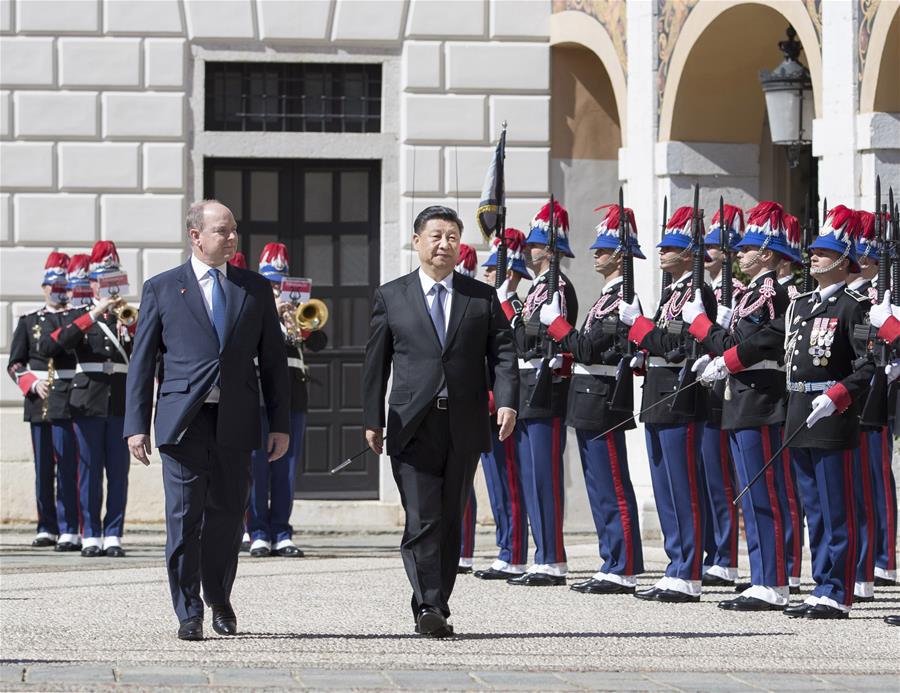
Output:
top-left (363, 270), bottom-right (518, 457)
top-left (123, 259), bottom-right (290, 450)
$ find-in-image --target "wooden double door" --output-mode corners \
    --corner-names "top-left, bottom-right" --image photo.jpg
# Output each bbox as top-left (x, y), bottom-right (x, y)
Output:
top-left (205, 158), bottom-right (380, 499)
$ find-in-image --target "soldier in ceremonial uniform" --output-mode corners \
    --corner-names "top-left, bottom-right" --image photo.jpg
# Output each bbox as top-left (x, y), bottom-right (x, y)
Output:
top-left (473, 229), bottom-right (531, 580)
top-left (538, 204), bottom-right (645, 594)
top-left (707, 205), bottom-right (873, 618)
top-left (7, 252), bottom-right (80, 550)
top-left (682, 201), bottom-right (799, 610)
top-left (617, 205), bottom-right (717, 602)
top-left (247, 243), bottom-right (327, 558)
top-left (499, 201), bottom-right (578, 586)
top-left (48, 241), bottom-right (134, 557)
top-left (695, 205), bottom-right (745, 587)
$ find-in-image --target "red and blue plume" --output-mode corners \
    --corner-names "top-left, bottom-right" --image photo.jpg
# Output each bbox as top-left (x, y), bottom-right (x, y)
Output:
top-left (229, 252), bottom-right (248, 270)
top-left (745, 201), bottom-right (786, 235)
top-left (665, 206), bottom-right (695, 235)
top-left (67, 254), bottom-right (91, 287)
top-left (88, 240), bottom-right (121, 278)
top-left (531, 200), bottom-right (569, 235)
top-left (593, 204), bottom-right (638, 240)
top-left (455, 244), bottom-right (477, 277)
top-left (43, 250), bottom-right (71, 285)
top-left (821, 204), bottom-right (861, 241)
top-left (259, 242), bottom-right (289, 280)
top-left (784, 213), bottom-right (801, 249)
top-left (493, 227), bottom-right (528, 263)
top-left (711, 204), bottom-right (745, 234)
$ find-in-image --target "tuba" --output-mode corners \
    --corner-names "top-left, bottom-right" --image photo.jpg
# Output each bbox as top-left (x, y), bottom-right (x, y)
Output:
top-left (295, 298), bottom-right (329, 332)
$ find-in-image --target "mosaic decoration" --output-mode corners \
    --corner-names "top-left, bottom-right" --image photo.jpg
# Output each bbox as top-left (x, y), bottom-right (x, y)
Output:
top-left (858, 0), bottom-right (880, 95)
top-left (552, 0), bottom-right (628, 75)
top-left (803, 0), bottom-right (823, 46)
top-left (656, 0), bottom-right (698, 123)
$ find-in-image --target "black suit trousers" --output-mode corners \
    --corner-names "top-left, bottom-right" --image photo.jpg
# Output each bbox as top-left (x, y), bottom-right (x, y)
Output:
top-left (158, 405), bottom-right (251, 623)
top-left (391, 405), bottom-right (478, 620)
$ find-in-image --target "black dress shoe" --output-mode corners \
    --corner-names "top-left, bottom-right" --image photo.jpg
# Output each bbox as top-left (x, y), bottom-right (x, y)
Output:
top-left (506, 572), bottom-right (566, 586)
top-left (884, 614), bottom-right (900, 626)
top-left (55, 541), bottom-right (81, 552)
top-left (211, 604), bottom-right (237, 635)
top-left (474, 567), bottom-right (523, 580)
top-left (81, 545), bottom-right (103, 558)
top-left (789, 585), bottom-right (801, 595)
top-left (240, 540), bottom-right (250, 552)
top-left (734, 581), bottom-right (751, 593)
top-left (718, 596), bottom-right (783, 611)
top-left (875, 576), bottom-right (897, 587)
top-left (274, 545), bottom-right (304, 558)
top-left (456, 565), bottom-right (472, 575)
top-left (104, 546), bottom-right (125, 558)
top-left (702, 574), bottom-right (735, 587)
top-left (32, 535), bottom-right (57, 548)
top-left (634, 587), bottom-right (662, 601)
top-left (415, 607), bottom-right (447, 636)
top-left (805, 604), bottom-right (849, 619)
top-left (177, 617), bottom-right (204, 641)
top-left (783, 602), bottom-right (815, 618)
top-left (656, 589), bottom-right (700, 603)
top-left (854, 594), bottom-right (875, 603)
top-left (570, 578), bottom-right (635, 595)
top-left (250, 546), bottom-right (271, 558)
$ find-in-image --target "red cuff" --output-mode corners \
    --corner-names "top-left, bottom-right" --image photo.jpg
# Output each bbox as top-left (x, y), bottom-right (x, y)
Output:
top-left (628, 316), bottom-right (655, 346)
top-left (723, 346), bottom-right (745, 374)
top-left (826, 382), bottom-right (852, 413)
top-left (17, 372), bottom-right (37, 396)
top-left (50, 327), bottom-right (62, 342)
top-left (548, 316), bottom-right (573, 342)
top-left (501, 300), bottom-right (515, 322)
top-left (488, 390), bottom-right (496, 415)
top-left (554, 353), bottom-right (574, 378)
top-left (688, 313), bottom-right (714, 342)
top-left (73, 312), bottom-right (94, 332)
top-left (877, 315), bottom-right (900, 344)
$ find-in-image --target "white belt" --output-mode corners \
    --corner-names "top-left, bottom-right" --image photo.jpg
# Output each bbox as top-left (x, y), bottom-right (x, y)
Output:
top-left (26, 369), bottom-right (76, 380)
top-left (287, 357), bottom-right (305, 370)
top-left (647, 356), bottom-right (678, 368)
top-left (743, 360), bottom-right (784, 372)
top-left (75, 362), bottom-right (128, 375)
top-left (518, 358), bottom-right (544, 370)
top-left (572, 364), bottom-right (618, 377)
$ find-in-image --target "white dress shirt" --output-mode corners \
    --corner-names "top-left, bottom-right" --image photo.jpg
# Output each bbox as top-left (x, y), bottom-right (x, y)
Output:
top-left (418, 267), bottom-right (453, 332)
top-left (190, 254), bottom-right (229, 403)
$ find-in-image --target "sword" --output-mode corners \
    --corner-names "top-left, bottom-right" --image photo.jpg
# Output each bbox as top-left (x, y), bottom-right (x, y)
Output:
top-left (732, 424), bottom-right (806, 506)
top-left (330, 439), bottom-right (385, 474)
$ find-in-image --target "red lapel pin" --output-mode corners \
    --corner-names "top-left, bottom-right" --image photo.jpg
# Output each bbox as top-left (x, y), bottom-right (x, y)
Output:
top-left (180, 288), bottom-right (187, 294)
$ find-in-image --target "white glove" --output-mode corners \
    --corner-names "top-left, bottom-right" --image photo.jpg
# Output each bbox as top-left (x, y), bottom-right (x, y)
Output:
top-left (681, 294), bottom-right (705, 325)
top-left (496, 279), bottom-right (512, 302)
top-left (629, 352), bottom-right (645, 370)
top-left (886, 359), bottom-right (900, 384)
top-left (869, 292), bottom-right (892, 329)
top-left (547, 355), bottom-right (563, 370)
top-left (716, 304), bottom-right (733, 329)
top-left (539, 294), bottom-right (561, 327)
top-left (618, 296), bottom-right (642, 326)
top-left (700, 356), bottom-right (728, 384)
top-left (806, 393), bottom-right (837, 427)
top-left (691, 354), bottom-right (712, 374)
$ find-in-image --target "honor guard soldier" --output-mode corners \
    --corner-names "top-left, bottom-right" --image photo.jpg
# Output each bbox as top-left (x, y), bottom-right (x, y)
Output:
top-left (48, 241), bottom-right (134, 557)
top-left (710, 205), bottom-right (873, 619)
top-left (247, 243), bottom-right (327, 558)
top-left (776, 220), bottom-right (803, 301)
top-left (7, 252), bottom-right (80, 550)
top-left (500, 200), bottom-right (578, 586)
top-left (473, 229), bottom-right (531, 580)
top-left (850, 210), bottom-right (895, 597)
top-left (455, 244), bottom-right (479, 574)
top-left (696, 205), bottom-right (745, 587)
top-left (617, 205), bottom-right (717, 603)
top-left (538, 204), bottom-right (645, 594)
top-left (682, 201), bottom-right (799, 611)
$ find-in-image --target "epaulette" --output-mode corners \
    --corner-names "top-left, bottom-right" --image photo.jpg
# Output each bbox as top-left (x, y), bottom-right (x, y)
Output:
top-left (844, 288), bottom-right (870, 303)
top-left (790, 289), bottom-right (815, 301)
top-left (20, 308), bottom-right (44, 319)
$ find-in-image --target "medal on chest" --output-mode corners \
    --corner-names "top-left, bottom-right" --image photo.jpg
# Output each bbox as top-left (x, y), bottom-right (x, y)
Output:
top-left (808, 317), bottom-right (836, 366)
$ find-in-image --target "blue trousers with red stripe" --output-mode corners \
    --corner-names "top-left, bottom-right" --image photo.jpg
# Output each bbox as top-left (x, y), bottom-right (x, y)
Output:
top-left (249, 410), bottom-right (306, 543)
top-left (700, 425), bottom-right (739, 572)
top-left (791, 447), bottom-right (858, 607)
top-left (477, 435), bottom-right (529, 566)
top-left (30, 421), bottom-right (79, 536)
top-left (862, 427), bottom-right (897, 576)
top-left (576, 429), bottom-right (643, 577)
top-left (516, 418), bottom-right (567, 565)
top-left (644, 423), bottom-right (705, 581)
top-left (72, 416), bottom-right (129, 538)
top-left (780, 446), bottom-right (804, 581)
top-left (460, 486), bottom-right (476, 559)
top-left (730, 426), bottom-right (792, 587)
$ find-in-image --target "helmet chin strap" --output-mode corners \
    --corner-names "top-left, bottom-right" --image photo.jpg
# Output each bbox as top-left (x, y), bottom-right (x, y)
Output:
top-left (595, 246), bottom-right (622, 272)
top-left (810, 245), bottom-right (850, 274)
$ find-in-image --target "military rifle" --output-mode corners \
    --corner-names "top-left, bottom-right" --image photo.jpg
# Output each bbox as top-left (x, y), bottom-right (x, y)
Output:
top-left (609, 187), bottom-right (635, 413)
top-left (860, 176), bottom-right (889, 427)
top-left (719, 195), bottom-right (734, 308)
top-left (660, 196), bottom-right (672, 301)
top-left (527, 196), bottom-right (560, 409)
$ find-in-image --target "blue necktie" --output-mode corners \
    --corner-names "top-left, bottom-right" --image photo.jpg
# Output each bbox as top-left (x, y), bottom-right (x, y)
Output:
top-left (429, 284), bottom-right (446, 347)
top-left (208, 268), bottom-right (227, 348)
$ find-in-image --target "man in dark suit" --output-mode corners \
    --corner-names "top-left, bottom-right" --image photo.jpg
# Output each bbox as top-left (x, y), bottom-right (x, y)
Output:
top-left (124, 200), bottom-right (290, 641)
top-left (364, 205), bottom-right (518, 638)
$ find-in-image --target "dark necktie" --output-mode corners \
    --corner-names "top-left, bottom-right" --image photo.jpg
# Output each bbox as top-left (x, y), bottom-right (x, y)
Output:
top-left (429, 284), bottom-right (446, 347)
top-left (208, 268), bottom-right (227, 348)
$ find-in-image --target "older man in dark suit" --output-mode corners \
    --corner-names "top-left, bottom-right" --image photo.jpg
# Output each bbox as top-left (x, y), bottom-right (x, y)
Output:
top-left (124, 200), bottom-right (290, 641)
top-left (364, 205), bottom-right (518, 638)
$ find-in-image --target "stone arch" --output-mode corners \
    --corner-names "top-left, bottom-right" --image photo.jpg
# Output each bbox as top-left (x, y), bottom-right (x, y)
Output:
top-left (659, 1), bottom-right (823, 143)
top-left (860, 2), bottom-right (900, 114)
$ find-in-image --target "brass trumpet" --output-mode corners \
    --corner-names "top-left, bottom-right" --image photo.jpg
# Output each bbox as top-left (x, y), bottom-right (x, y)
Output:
top-left (295, 298), bottom-right (329, 332)
top-left (112, 301), bottom-right (139, 326)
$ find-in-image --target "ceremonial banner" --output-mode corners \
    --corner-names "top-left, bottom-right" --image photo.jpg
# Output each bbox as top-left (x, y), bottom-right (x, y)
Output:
top-left (476, 126), bottom-right (506, 243)
top-left (97, 271), bottom-right (129, 298)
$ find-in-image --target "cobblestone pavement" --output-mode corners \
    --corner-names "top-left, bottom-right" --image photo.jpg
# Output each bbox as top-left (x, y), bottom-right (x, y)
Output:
top-left (1, 527), bottom-right (898, 692)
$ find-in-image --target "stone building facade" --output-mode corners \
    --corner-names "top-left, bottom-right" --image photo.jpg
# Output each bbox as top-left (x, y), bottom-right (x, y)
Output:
top-left (1, 0), bottom-right (898, 532)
